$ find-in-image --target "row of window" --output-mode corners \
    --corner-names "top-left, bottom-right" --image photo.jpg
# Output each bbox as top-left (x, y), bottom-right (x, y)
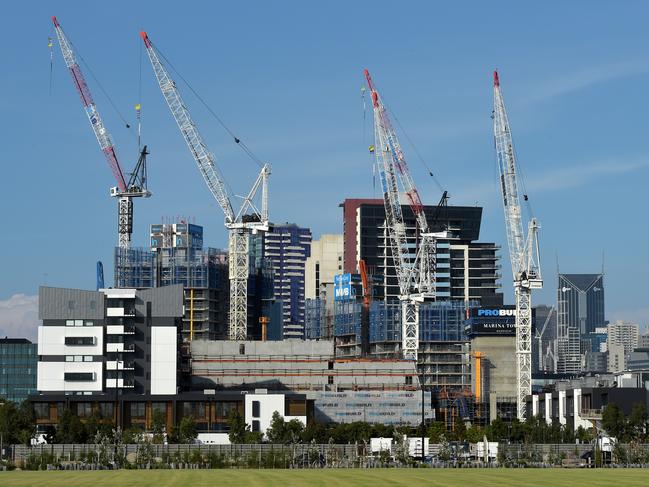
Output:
top-left (65, 355), bottom-right (94, 362)
top-left (65, 336), bottom-right (96, 346)
top-left (65, 320), bottom-right (95, 327)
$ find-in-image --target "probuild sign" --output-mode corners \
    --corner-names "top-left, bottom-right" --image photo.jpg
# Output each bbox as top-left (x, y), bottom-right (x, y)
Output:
top-left (465, 306), bottom-right (520, 336)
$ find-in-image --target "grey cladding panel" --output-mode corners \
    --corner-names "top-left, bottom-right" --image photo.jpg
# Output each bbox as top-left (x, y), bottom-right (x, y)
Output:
top-left (135, 285), bottom-right (184, 318)
top-left (39, 287), bottom-right (104, 320)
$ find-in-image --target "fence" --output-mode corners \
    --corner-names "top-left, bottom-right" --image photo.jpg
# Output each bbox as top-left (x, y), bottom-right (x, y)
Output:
top-left (11, 443), bottom-right (361, 463)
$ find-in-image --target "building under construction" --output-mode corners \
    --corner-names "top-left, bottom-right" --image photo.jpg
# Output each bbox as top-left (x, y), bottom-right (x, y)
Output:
top-left (306, 299), bottom-right (476, 393)
top-left (114, 220), bottom-right (273, 341)
top-left (189, 339), bottom-right (433, 425)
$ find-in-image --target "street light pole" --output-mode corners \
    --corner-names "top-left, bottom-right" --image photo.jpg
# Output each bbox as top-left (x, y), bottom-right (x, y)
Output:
top-left (421, 385), bottom-right (426, 462)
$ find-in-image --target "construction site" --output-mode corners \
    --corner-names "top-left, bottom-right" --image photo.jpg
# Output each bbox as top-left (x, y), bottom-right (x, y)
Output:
top-left (33, 15), bottom-right (547, 434)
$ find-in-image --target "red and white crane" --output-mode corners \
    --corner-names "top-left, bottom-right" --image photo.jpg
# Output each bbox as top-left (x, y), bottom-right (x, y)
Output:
top-left (492, 71), bottom-right (542, 419)
top-left (140, 31), bottom-right (269, 341)
top-left (51, 16), bottom-right (150, 250)
top-left (364, 69), bottom-right (447, 360)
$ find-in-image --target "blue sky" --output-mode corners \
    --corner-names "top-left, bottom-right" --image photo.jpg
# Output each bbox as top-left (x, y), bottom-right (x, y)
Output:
top-left (1, 1), bottom-right (648, 338)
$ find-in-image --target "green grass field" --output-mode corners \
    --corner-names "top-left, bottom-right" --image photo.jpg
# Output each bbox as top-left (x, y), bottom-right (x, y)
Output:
top-left (1, 469), bottom-right (649, 486)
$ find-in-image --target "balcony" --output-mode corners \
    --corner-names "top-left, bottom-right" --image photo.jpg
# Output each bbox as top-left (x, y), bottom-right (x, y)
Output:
top-left (105, 378), bottom-right (135, 389)
top-left (106, 360), bottom-right (135, 371)
top-left (106, 343), bottom-right (135, 353)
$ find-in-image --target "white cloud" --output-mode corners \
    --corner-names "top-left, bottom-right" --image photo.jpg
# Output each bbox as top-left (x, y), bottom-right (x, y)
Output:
top-left (526, 157), bottom-right (649, 193)
top-left (524, 58), bottom-right (649, 105)
top-left (0, 294), bottom-right (39, 341)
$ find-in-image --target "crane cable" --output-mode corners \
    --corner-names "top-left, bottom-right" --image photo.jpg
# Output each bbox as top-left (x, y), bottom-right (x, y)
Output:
top-left (149, 40), bottom-right (265, 170)
top-left (371, 78), bottom-right (446, 195)
top-left (67, 37), bottom-right (138, 143)
top-left (48, 30), bottom-right (54, 96)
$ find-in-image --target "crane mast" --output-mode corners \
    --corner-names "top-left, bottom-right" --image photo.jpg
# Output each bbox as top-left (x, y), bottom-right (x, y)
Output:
top-left (365, 69), bottom-right (445, 361)
top-left (140, 32), bottom-right (270, 340)
top-left (492, 71), bottom-right (542, 419)
top-left (52, 16), bottom-right (150, 250)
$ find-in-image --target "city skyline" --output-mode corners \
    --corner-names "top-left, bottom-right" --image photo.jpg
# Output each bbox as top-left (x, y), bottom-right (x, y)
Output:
top-left (2, 1), bottom-right (649, 338)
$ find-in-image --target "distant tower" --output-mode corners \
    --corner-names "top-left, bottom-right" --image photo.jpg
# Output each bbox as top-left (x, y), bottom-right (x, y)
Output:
top-left (556, 273), bottom-right (605, 373)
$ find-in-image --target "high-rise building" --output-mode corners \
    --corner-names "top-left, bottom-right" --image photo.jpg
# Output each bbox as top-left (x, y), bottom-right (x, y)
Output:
top-left (263, 223), bottom-right (312, 338)
top-left (304, 234), bottom-right (343, 300)
top-left (114, 221), bottom-right (242, 341)
top-left (532, 305), bottom-right (558, 373)
top-left (607, 320), bottom-right (640, 371)
top-left (0, 338), bottom-right (37, 403)
top-left (150, 222), bottom-right (230, 341)
top-left (341, 199), bottom-right (502, 306)
top-left (557, 273), bottom-right (606, 374)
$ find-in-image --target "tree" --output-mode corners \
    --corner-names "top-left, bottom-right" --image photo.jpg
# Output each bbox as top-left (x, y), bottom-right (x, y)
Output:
top-left (55, 408), bottom-right (87, 444)
top-left (427, 421), bottom-right (447, 443)
top-left (628, 404), bottom-right (647, 442)
top-left (393, 432), bottom-right (410, 465)
top-left (177, 416), bottom-right (197, 444)
top-left (0, 401), bottom-right (35, 445)
top-left (151, 409), bottom-right (166, 444)
top-left (465, 425), bottom-right (485, 444)
top-left (227, 410), bottom-right (248, 444)
top-left (602, 404), bottom-right (626, 440)
top-left (301, 421), bottom-right (329, 443)
top-left (266, 411), bottom-right (286, 444)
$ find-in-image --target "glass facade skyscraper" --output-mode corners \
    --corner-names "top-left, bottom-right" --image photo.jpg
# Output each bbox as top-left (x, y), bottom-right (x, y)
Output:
top-left (557, 273), bottom-right (605, 373)
top-left (0, 338), bottom-right (37, 403)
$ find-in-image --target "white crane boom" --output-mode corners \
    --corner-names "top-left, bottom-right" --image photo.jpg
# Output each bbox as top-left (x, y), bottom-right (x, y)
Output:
top-left (52, 16), bottom-right (150, 250)
top-left (141, 31), bottom-right (269, 340)
top-left (365, 69), bottom-right (446, 361)
top-left (492, 71), bottom-right (542, 419)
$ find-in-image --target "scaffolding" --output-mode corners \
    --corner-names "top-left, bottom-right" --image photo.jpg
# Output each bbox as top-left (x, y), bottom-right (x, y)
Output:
top-left (114, 247), bottom-right (156, 288)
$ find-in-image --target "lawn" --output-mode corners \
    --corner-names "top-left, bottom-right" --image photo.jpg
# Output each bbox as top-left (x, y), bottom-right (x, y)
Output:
top-left (1, 469), bottom-right (649, 487)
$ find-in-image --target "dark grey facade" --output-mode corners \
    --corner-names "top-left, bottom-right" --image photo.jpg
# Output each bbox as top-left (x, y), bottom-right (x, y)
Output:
top-left (262, 223), bottom-right (312, 339)
top-left (341, 200), bottom-right (502, 306)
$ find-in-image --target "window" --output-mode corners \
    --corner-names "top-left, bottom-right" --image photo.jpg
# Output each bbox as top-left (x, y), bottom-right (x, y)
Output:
top-left (76, 402), bottom-right (92, 418)
top-left (286, 400), bottom-right (306, 416)
top-left (64, 372), bottom-right (94, 382)
top-left (74, 356), bottom-right (83, 362)
top-left (152, 402), bottom-right (167, 415)
top-left (65, 336), bottom-right (95, 346)
top-left (239, 344), bottom-right (245, 355)
top-left (75, 320), bottom-right (83, 327)
top-left (85, 321), bottom-right (94, 326)
top-left (328, 376), bottom-right (334, 385)
top-left (99, 403), bottom-right (114, 419)
top-left (65, 356), bottom-right (74, 362)
top-left (66, 320), bottom-right (74, 327)
top-left (252, 401), bottom-right (260, 418)
top-left (84, 356), bottom-right (93, 362)
top-left (34, 403), bottom-right (49, 419)
top-left (252, 420), bottom-right (260, 432)
top-left (130, 402), bottom-right (146, 420)
top-left (405, 376), bottom-right (413, 385)
top-left (328, 361), bottom-right (334, 370)
top-left (183, 402), bottom-right (206, 419)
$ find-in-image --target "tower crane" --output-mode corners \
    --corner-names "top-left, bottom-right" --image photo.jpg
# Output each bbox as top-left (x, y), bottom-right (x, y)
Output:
top-left (140, 32), bottom-right (269, 340)
top-left (52, 16), bottom-right (150, 250)
top-left (492, 71), bottom-right (543, 419)
top-left (364, 69), bottom-right (447, 361)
